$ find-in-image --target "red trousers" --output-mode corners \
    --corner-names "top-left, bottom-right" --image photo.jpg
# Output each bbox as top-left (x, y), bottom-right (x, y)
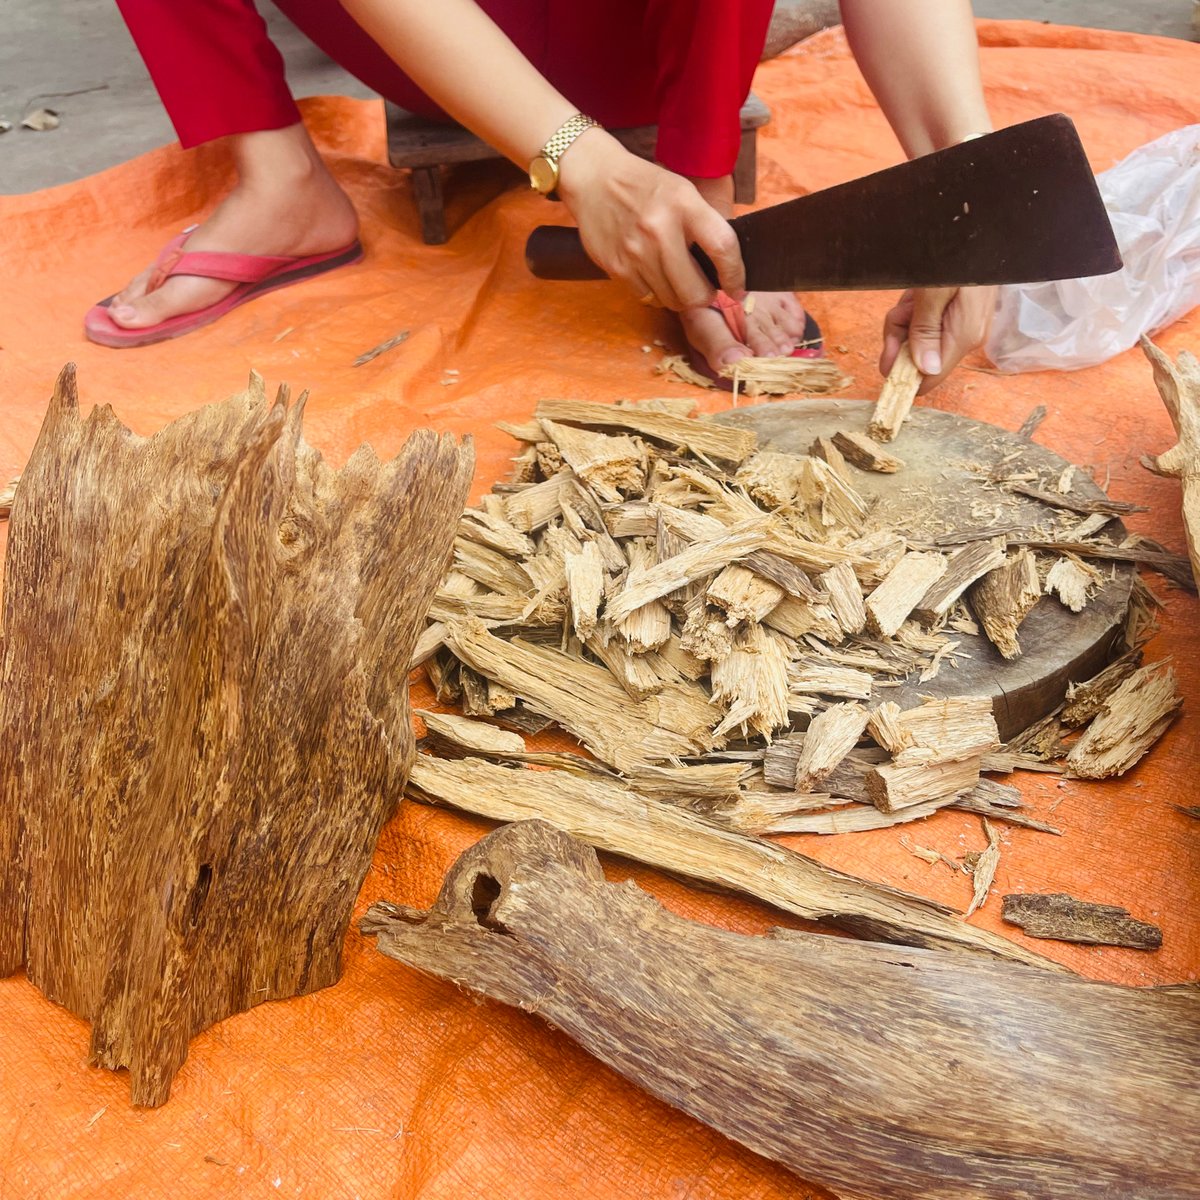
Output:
top-left (115, 0), bottom-right (773, 178)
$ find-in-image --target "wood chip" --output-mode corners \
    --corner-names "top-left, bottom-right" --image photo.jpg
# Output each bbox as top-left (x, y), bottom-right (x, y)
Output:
top-left (809, 436), bottom-right (853, 484)
top-left (891, 696), bottom-right (1000, 767)
top-left (866, 757), bottom-right (982, 814)
top-left (866, 701), bottom-right (913, 755)
top-left (913, 539), bottom-right (1006, 625)
top-left (1065, 662), bottom-right (1182, 779)
top-left (1004, 480), bottom-right (1148, 517)
top-left (1002, 893), bottom-right (1162, 949)
top-left (564, 540), bottom-right (604, 641)
top-left (352, 330), bottom-right (410, 367)
top-left (969, 549), bottom-right (1041, 659)
top-left (707, 563), bottom-right (785, 624)
top-left (445, 619), bottom-right (713, 770)
top-left (605, 521), bottom-right (767, 626)
top-left (819, 561), bottom-right (867, 634)
top-left (789, 663), bottom-right (873, 701)
top-left (965, 820), bottom-right (1001, 917)
top-left (1045, 554), bottom-right (1102, 612)
top-left (536, 397), bottom-right (757, 464)
top-left (793, 703), bottom-right (870, 792)
top-left (1061, 651), bottom-right (1144, 728)
top-left (717, 356), bottom-right (850, 397)
top-left (710, 625), bottom-right (791, 739)
top-left (416, 709), bottom-right (526, 756)
top-left (868, 343), bottom-right (921, 441)
top-left (538, 418), bottom-right (645, 502)
top-left (865, 551), bottom-right (947, 637)
top-left (20, 107), bottom-right (60, 132)
top-left (616, 539), bottom-right (672, 653)
top-left (831, 430), bottom-right (904, 473)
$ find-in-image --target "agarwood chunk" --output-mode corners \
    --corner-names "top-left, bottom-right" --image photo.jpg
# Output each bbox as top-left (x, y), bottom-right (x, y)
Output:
top-left (1065, 662), bottom-right (1182, 779)
top-left (913, 539), bottom-right (1005, 625)
top-left (831, 429), bottom-right (905, 473)
top-left (866, 757), bottom-right (982, 813)
top-left (0, 367), bottom-right (472, 1106)
top-left (865, 552), bottom-right (948, 637)
top-left (1002, 893), bottom-right (1163, 949)
top-left (869, 342), bottom-right (922, 441)
top-left (793, 702), bottom-right (870, 792)
top-left (969, 549), bottom-right (1041, 660)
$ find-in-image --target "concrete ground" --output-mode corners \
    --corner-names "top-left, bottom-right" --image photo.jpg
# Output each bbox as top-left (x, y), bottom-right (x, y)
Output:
top-left (0, 0), bottom-right (1194, 193)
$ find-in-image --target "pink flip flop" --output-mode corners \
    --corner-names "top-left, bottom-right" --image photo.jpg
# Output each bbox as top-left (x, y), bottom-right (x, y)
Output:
top-left (684, 290), bottom-right (824, 390)
top-left (84, 227), bottom-right (365, 348)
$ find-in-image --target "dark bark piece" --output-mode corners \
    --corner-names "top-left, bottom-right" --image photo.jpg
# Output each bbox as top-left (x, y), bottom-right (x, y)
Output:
top-left (832, 429), bottom-right (905, 473)
top-left (1002, 893), bottom-right (1164, 949)
top-left (1020, 538), bottom-right (1196, 591)
top-left (1017, 404), bottom-right (1048, 440)
top-left (1004, 480), bottom-right (1148, 517)
top-left (366, 821), bottom-right (1200, 1200)
top-left (0, 367), bottom-right (472, 1106)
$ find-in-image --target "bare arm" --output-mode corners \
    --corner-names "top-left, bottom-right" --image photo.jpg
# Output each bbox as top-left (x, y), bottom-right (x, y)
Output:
top-left (339, 0), bottom-right (743, 310)
top-left (840, 0), bottom-right (996, 390)
top-left (840, 0), bottom-right (992, 156)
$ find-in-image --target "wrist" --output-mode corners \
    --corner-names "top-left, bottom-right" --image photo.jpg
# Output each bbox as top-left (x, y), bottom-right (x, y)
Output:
top-left (555, 128), bottom-right (630, 204)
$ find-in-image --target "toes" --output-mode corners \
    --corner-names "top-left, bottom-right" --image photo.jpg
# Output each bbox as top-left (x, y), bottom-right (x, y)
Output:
top-left (681, 307), bottom-right (752, 372)
top-left (108, 290), bottom-right (177, 329)
top-left (112, 266), bottom-right (154, 309)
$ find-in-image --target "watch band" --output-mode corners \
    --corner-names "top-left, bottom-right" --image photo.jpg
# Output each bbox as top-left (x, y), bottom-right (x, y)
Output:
top-left (539, 113), bottom-right (600, 165)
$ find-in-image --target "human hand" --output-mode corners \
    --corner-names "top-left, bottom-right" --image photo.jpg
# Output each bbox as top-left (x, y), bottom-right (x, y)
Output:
top-left (879, 285), bottom-right (998, 393)
top-left (556, 131), bottom-right (745, 312)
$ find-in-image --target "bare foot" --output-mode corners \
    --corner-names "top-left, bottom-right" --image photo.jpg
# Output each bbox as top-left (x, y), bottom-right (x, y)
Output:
top-left (680, 290), bottom-right (809, 371)
top-left (107, 125), bottom-right (359, 330)
top-left (682, 172), bottom-right (810, 371)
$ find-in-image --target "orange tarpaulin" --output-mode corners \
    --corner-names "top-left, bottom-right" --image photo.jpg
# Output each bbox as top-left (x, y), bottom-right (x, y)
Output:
top-left (0, 20), bottom-right (1197, 1200)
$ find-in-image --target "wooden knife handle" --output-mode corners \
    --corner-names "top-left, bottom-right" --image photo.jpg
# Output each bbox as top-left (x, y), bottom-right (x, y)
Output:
top-left (525, 226), bottom-right (720, 288)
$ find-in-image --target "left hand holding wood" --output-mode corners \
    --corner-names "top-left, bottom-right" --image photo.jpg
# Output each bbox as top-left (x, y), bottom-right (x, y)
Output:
top-left (880, 284), bottom-right (997, 393)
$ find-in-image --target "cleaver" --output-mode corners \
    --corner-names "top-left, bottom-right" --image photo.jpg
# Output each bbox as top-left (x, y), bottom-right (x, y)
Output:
top-left (524, 114), bottom-right (1121, 290)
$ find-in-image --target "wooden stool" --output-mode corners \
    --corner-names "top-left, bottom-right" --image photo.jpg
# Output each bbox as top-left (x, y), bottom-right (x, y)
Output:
top-left (386, 94), bottom-right (771, 245)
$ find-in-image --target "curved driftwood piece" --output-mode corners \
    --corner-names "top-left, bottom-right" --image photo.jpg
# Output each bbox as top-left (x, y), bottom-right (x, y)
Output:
top-left (367, 821), bottom-right (1199, 1200)
top-left (0, 366), bottom-right (473, 1106)
top-left (1141, 336), bottom-right (1200, 586)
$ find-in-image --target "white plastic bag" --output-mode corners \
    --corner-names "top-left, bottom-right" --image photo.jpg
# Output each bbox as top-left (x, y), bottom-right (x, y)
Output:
top-left (986, 124), bottom-right (1200, 372)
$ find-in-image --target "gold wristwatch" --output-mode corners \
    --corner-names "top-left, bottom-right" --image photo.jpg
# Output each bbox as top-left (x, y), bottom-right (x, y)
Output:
top-left (529, 113), bottom-right (600, 195)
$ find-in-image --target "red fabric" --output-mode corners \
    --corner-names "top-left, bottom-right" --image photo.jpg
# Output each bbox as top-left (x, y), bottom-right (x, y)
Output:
top-left (114, 0), bottom-right (771, 178)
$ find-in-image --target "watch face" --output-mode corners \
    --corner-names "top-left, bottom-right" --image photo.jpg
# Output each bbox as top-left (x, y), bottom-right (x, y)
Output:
top-left (529, 156), bottom-right (558, 194)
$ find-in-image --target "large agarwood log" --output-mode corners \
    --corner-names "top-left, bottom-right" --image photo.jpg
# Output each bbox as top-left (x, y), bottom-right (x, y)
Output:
top-left (366, 820), bottom-right (1200, 1200)
top-left (0, 366), bottom-right (473, 1106)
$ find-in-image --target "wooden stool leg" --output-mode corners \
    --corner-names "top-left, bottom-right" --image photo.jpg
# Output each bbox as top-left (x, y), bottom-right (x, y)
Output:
top-left (733, 129), bottom-right (757, 205)
top-left (411, 166), bottom-right (448, 245)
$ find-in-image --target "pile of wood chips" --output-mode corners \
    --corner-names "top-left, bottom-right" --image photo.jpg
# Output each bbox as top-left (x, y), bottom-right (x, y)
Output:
top-left (412, 387), bottom-right (1183, 924)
